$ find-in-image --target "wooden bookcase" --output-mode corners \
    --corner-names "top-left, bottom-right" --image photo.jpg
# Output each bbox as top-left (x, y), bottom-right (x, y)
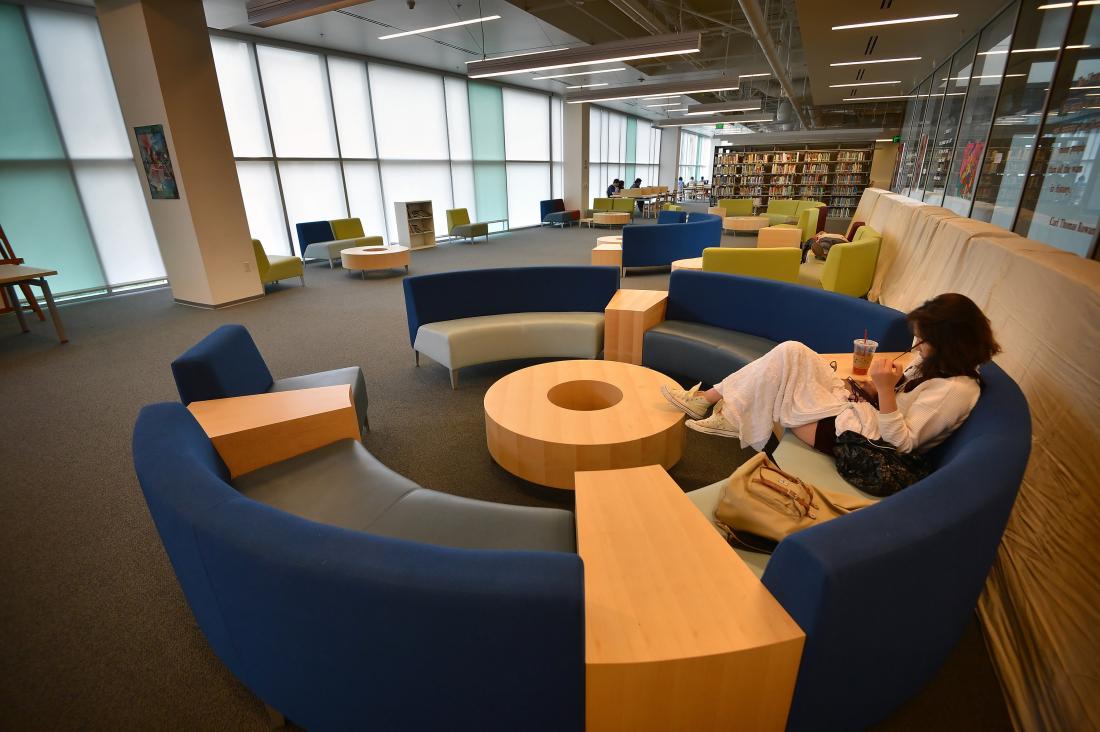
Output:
top-left (394, 200), bottom-right (435, 250)
top-left (711, 142), bottom-right (875, 220)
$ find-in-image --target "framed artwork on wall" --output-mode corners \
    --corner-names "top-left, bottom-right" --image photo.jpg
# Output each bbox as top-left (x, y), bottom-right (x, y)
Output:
top-left (134, 124), bottom-right (179, 200)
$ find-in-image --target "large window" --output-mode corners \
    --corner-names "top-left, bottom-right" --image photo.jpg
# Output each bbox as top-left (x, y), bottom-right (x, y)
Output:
top-left (0, 5), bottom-right (161, 298)
top-left (589, 106), bottom-right (663, 201)
top-left (211, 35), bottom-right (561, 251)
top-left (678, 130), bottom-right (712, 184)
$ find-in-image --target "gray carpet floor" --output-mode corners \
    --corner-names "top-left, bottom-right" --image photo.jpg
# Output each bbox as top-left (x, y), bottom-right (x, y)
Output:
top-left (0, 223), bottom-right (1010, 730)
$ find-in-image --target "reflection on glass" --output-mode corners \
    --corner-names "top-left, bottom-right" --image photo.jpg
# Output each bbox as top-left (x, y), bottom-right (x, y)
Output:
top-left (913, 61), bottom-right (950, 197)
top-left (926, 36), bottom-right (978, 204)
top-left (972, 3), bottom-right (1073, 226)
top-left (891, 90), bottom-right (923, 191)
top-left (944, 4), bottom-right (1018, 214)
top-left (899, 77), bottom-right (932, 195)
top-left (1015, 4), bottom-right (1100, 255)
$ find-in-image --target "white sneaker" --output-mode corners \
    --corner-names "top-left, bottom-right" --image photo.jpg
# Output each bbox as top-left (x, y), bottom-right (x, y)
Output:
top-left (686, 404), bottom-right (740, 438)
top-left (660, 382), bottom-right (713, 419)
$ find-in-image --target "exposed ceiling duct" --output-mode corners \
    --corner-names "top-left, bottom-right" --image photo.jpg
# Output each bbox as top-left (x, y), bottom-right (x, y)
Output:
top-left (736, 0), bottom-right (811, 129)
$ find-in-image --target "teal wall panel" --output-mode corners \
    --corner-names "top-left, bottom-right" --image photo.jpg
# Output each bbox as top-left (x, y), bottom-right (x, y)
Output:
top-left (468, 81), bottom-right (508, 223)
top-left (625, 117), bottom-right (637, 184)
top-left (474, 162), bottom-right (508, 222)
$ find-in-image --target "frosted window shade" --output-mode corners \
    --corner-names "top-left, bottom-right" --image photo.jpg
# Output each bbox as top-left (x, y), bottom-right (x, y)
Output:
top-left (450, 161), bottom-right (477, 221)
top-left (210, 36), bottom-right (272, 157)
top-left (343, 161), bottom-right (388, 239)
top-left (507, 163), bottom-right (549, 227)
top-left (74, 162), bottom-right (164, 283)
top-left (445, 77), bottom-right (472, 160)
top-left (379, 161), bottom-right (453, 239)
top-left (369, 65), bottom-right (449, 160)
top-left (552, 98), bottom-right (563, 162)
top-left (279, 161), bottom-right (347, 253)
top-left (237, 162), bottom-right (290, 255)
top-left (256, 46), bottom-right (339, 158)
top-left (327, 57), bottom-right (377, 159)
top-left (503, 88), bottom-right (550, 161)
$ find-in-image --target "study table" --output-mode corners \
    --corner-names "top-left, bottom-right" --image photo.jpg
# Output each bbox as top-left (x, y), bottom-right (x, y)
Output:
top-left (0, 264), bottom-right (68, 343)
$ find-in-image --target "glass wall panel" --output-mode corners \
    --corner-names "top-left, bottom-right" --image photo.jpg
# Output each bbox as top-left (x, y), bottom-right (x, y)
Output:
top-left (278, 161), bottom-right (347, 252)
top-left (469, 82), bottom-right (505, 161)
top-left (1014, 4), bottom-right (1100, 255)
top-left (926, 37), bottom-right (978, 204)
top-left (943, 4), bottom-right (1018, 214)
top-left (503, 88), bottom-right (549, 161)
top-left (73, 162), bottom-right (163, 283)
top-left (474, 162), bottom-right (508, 224)
top-left (445, 77), bottom-right (472, 160)
top-left (344, 161), bottom-right (388, 239)
top-left (370, 65), bottom-right (448, 160)
top-left (624, 117), bottom-right (637, 184)
top-left (256, 46), bottom-right (338, 158)
top-left (327, 56), bottom-right (376, 159)
top-left (450, 161), bottom-right (477, 221)
top-left (899, 77), bottom-right (932, 195)
top-left (913, 60), bottom-right (950, 196)
top-left (379, 161), bottom-right (452, 239)
top-left (972, 3), bottom-right (1073, 226)
top-left (507, 163), bottom-right (550, 227)
top-left (236, 161), bottom-right (290, 255)
top-left (209, 36), bottom-right (271, 158)
top-left (892, 92), bottom-right (924, 191)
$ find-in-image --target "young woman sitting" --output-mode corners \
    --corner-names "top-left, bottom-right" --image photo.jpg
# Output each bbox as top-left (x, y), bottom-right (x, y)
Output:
top-left (660, 293), bottom-right (1001, 454)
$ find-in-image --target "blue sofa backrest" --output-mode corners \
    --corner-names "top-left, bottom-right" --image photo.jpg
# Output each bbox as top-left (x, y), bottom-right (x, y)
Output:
top-left (657, 210), bottom-right (686, 224)
top-left (132, 402), bottom-right (585, 731)
top-left (620, 213), bottom-right (722, 268)
top-left (665, 270), bottom-right (911, 352)
top-left (403, 266), bottom-right (620, 346)
top-left (171, 324), bottom-right (273, 405)
top-left (295, 220), bottom-right (336, 257)
top-left (764, 363), bottom-right (1029, 731)
top-left (540, 199), bottom-right (565, 220)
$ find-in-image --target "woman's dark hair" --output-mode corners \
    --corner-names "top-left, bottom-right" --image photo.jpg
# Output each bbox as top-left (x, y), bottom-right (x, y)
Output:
top-left (905, 293), bottom-right (1000, 388)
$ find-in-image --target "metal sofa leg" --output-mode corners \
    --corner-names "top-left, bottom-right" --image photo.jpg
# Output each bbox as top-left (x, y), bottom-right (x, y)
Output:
top-left (299, 275), bottom-right (305, 286)
top-left (363, 413), bottom-right (370, 433)
top-left (414, 351), bottom-right (420, 367)
top-left (328, 257), bottom-right (333, 269)
top-left (450, 369), bottom-right (458, 389)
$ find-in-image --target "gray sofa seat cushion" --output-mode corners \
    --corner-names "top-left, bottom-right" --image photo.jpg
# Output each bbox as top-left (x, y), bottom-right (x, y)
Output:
top-left (234, 440), bottom-right (576, 553)
top-left (270, 366), bottom-right (368, 430)
top-left (643, 320), bottom-right (778, 386)
top-left (302, 238), bottom-right (362, 262)
top-left (414, 312), bottom-right (605, 371)
top-left (452, 223), bottom-right (489, 238)
top-left (685, 432), bottom-right (880, 578)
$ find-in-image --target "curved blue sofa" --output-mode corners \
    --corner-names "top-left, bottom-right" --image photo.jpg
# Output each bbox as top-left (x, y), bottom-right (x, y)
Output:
top-left (133, 403), bottom-right (584, 731)
top-left (621, 212), bottom-right (722, 270)
top-left (643, 271), bottom-right (1030, 731)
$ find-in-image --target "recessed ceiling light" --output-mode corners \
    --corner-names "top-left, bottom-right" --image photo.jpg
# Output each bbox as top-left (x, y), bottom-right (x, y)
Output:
top-left (532, 68), bottom-right (624, 80)
top-left (828, 81), bottom-right (901, 88)
top-left (830, 57), bottom-right (921, 66)
top-left (379, 15), bottom-right (501, 40)
top-left (566, 83), bottom-right (608, 89)
top-left (832, 14), bottom-right (958, 31)
top-left (468, 32), bottom-right (701, 79)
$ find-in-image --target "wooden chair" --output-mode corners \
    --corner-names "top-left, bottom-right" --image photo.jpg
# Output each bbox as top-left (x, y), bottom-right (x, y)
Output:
top-left (0, 224), bottom-right (46, 322)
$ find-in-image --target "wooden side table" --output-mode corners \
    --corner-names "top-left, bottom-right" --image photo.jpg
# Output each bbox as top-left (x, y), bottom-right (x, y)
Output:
top-left (591, 235), bottom-right (622, 272)
top-left (758, 225), bottom-right (801, 248)
top-left (0, 264), bottom-right (67, 343)
top-left (670, 256), bottom-right (703, 271)
top-left (187, 385), bottom-right (360, 477)
top-left (603, 288), bottom-right (667, 365)
top-left (576, 465), bottom-right (805, 732)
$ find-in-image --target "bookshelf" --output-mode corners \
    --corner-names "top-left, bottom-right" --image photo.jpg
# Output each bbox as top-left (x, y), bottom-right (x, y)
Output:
top-left (710, 142), bottom-right (875, 219)
top-left (394, 200), bottom-right (436, 250)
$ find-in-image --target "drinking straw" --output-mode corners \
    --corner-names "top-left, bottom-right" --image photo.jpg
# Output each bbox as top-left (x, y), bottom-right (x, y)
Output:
top-left (863, 328), bottom-right (868, 343)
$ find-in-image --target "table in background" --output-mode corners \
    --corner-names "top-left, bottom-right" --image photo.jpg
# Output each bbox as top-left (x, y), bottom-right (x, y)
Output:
top-left (340, 244), bottom-right (409, 277)
top-left (671, 256), bottom-right (703, 271)
top-left (576, 464), bottom-right (804, 732)
top-left (590, 235), bottom-right (622, 272)
top-left (0, 264), bottom-right (67, 343)
top-left (724, 215), bottom-right (769, 235)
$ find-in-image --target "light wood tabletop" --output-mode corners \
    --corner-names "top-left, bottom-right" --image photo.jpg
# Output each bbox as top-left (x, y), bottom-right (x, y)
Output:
top-left (484, 359), bottom-right (684, 490)
top-left (0, 264), bottom-right (58, 285)
top-left (603, 288), bottom-right (668, 364)
top-left (576, 464), bottom-right (805, 732)
top-left (821, 351), bottom-right (913, 381)
top-left (0, 264), bottom-right (67, 343)
top-left (188, 385), bottom-right (360, 477)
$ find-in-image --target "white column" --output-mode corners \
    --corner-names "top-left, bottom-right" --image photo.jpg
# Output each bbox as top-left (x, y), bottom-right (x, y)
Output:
top-left (659, 128), bottom-right (680, 189)
top-left (564, 102), bottom-right (589, 212)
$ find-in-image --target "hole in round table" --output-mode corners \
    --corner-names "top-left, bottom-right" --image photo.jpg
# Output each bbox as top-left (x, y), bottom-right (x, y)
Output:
top-left (546, 380), bottom-right (624, 411)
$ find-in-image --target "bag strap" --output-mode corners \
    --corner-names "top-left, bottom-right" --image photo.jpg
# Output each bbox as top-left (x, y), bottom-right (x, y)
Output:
top-left (753, 473), bottom-right (819, 519)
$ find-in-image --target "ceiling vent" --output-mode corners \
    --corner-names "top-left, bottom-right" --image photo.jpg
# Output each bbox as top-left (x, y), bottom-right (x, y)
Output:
top-left (864, 35), bottom-right (879, 55)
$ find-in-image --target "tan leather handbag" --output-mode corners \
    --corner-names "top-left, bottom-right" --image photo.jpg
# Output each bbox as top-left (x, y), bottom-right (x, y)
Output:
top-left (714, 452), bottom-right (874, 553)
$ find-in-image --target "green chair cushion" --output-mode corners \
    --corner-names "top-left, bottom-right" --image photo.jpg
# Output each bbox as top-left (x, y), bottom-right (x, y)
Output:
top-left (717, 199), bottom-right (753, 216)
top-left (701, 247), bottom-right (801, 283)
top-left (331, 218), bottom-right (365, 239)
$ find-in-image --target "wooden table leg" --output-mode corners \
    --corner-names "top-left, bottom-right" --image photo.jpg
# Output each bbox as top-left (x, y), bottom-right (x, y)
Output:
top-left (36, 278), bottom-right (68, 343)
top-left (5, 285), bottom-right (29, 333)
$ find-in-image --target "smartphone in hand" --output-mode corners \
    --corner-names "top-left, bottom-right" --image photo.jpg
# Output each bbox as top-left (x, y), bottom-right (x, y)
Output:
top-left (846, 377), bottom-right (880, 409)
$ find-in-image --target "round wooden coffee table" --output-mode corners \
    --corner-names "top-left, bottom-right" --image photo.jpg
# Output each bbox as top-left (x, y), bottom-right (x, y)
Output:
top-left (340, 244), bottom-right (410, 277)
top-left (671, 257), bottom-right (703, 271)
top-left (723, 215), bottom-right (769, 235)
top-left (593, 212), bottom-right (631, 227)
top-left (484, 360), bottom-right (685, 490)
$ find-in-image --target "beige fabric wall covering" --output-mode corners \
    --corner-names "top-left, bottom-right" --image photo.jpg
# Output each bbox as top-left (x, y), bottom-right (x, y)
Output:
top-left (859, 190), bottom-right (1100, 732)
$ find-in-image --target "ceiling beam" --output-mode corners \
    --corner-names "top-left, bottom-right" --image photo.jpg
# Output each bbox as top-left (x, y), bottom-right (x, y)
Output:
top-left (736, 0), bottom-right (811, 129)
top-left (246, 0), bottom-right (365, 27)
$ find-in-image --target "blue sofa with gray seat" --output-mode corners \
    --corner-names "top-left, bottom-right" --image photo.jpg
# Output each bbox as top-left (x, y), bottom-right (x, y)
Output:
top-left (132, 403), bottom-right (582, 731)
top-left (403, 266), bottom-right (619, 388)
top-left (642, 270), bottom-right (1030, 731)
top-left (621, 212), bottom-right (722, 271)
top-left (171, 324), bottom-right (370, 434)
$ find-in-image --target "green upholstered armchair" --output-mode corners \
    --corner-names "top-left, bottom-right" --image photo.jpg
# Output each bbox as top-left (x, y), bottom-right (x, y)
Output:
top-left (590, 198), bottom-right (615, 215)
top-left (611, 198), bottom-right (635, 216)
top-left (716, 199), bottom-right (754, 217)
top-left (701, 247), bottom-right (801, 283)
top-left (794, 202), bottom-right (828, 243)
top-left (819, 226), bottom-right (881, 297)
top-left (661, 203), bottom-right (684, 211)
top-left (252, 239), bottom-right (305, 287)
top-left (446, 208), bottom-right (489, 243)
top-left (765, 199), bottom-right (826, 229)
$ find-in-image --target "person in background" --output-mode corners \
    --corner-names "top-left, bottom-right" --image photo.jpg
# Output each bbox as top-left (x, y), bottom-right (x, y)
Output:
top-left (606, 179), bottom-right (617, 197)
top-left (631, 178), bottom-right (642, 188)
top-left (631, 178), bottom-right (644, 212)
top-left (660, 293), bottom-right (999, 455)
top-left (677, 176), bottom-right (685, 200)
top-left (615, 179), bottom-right (625, 193)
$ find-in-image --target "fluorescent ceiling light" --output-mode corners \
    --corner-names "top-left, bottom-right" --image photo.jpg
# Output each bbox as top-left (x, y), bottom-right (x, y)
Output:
top-left (667, 108), bottom-right (688, 112)
top-left (641, 86), bottom-right (737, 98)
top-left (567, 83), bottom-right (608, 89)
top-left (467, 32), bottom-right (701, 79)
top-left (979, 45), bottom-right (1089, 55)
top-left (683, 100), bottom-right (763, 115)
top-left (942, 74), bottom-right (1026, 81)
top-left (739, 73), bottom-right (770, 78)
top-left (566, 76), bottom-right (740, 104)
top-left (828, 81), bottom-right (901, 88)
top-left (1073, 85), bottom-right (1100, 89)
top-left (685, 108), bottom-right (755, 115)
top-left (379, 15), bottom-right (501, 40)
top-left (832, 14), bottom-right (958, 31)
top-left (645, 102), bottom-right (682, 107)
top-left (660, 118), bottom-right (773, 127)
top-left (875, 138), bottom-right (894, 142)
top-left (830, 57), bottom-right (921, 66)
top-left (1039, 1), bottom-right (1100, 8)
top-left (843, 94), bottom-right (916, 101)
top-left (466, 47), bottom-right (568, 64)
top-left (532, 68), bottom-right (624, 80)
